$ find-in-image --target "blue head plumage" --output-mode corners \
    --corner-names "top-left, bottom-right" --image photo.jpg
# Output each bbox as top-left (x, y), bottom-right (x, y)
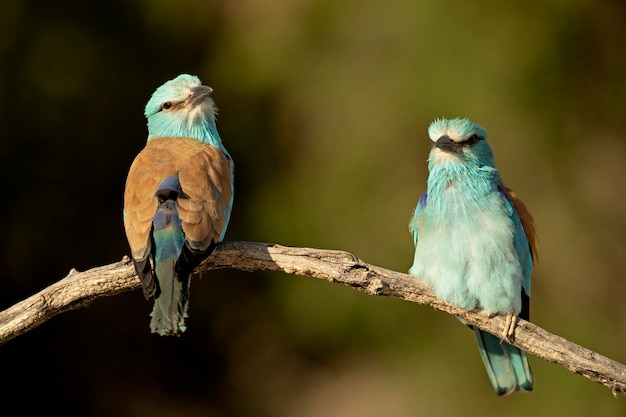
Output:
top-left (144, 74), bottom-right (224, 150)
top-left (426, 118), bottom-right (495, 172)
top-left (423, 118), bottom-right (500, 206)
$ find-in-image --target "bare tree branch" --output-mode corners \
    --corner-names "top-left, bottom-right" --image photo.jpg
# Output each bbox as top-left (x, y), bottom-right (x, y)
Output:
top-left (1, 241), bottom-right (624, 395)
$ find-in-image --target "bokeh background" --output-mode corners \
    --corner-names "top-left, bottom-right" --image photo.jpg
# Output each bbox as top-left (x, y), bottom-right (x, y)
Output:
top-left (1, 0), bottom-right (625, 416)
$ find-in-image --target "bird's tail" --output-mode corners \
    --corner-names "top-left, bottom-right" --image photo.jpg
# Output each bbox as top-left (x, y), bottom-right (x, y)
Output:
top-left (150, 199), bottom-right (188, 336)
top-left (473, 328), bottom-right (534, 395)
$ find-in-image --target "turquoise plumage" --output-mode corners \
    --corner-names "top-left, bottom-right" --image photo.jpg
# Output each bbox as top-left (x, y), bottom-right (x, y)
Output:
top-left (151, 196), bottom-right (186, 332)
top-left (409, 118), bottom-right (537, 395)
top-left (124, 74), bottom-right (234, 336)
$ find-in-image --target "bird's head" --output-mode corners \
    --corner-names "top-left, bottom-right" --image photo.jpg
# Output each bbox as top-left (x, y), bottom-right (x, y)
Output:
top-left (144, 74), bottom-right (219, 143)
top-left (427, 117), bottom-right (495, 169)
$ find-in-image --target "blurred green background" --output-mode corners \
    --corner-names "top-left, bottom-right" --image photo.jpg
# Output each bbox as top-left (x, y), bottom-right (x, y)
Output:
top-left (1, 0), bottom-right (625, 415)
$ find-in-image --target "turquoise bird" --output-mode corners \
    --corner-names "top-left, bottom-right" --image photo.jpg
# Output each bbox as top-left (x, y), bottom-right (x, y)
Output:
top-left (409, 118), bottom-right (537, 395)
top-left (123, 74), bottom-right (234, 336)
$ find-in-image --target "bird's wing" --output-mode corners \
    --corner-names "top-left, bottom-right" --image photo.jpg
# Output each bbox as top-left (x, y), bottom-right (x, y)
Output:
top-left (176, 144), bottom-right (233, 252)
top-left (124, 142), bottom-right (181, 299)
top-left (409, 191), bottom-right (428, 246)
top-left (499, 186), bottom-right (536, 320)
top-left (123, 148), bottom-right (163, 262)
top-left (500, 186), bottom-right (538, 264)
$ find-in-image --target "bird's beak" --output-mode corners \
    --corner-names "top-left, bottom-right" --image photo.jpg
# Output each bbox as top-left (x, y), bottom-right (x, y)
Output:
top-left (187, 85), bottom-right (213, 107)
top-left (434, 135), bottom-right (458, 153)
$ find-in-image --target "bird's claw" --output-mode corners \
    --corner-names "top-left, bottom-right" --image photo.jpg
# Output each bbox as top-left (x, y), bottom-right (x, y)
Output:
top-left (502, 313), bottom-right (517, 341)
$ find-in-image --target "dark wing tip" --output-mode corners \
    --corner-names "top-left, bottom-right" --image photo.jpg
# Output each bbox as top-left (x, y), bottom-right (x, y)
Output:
top-left (133, 257), bottom-right (159, 300)
top-left (174, 240), bottom-right (219, 277)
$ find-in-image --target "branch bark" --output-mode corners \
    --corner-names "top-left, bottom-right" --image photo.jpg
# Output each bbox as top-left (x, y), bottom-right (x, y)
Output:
top-left (1, 241), bottom-right (624, 395)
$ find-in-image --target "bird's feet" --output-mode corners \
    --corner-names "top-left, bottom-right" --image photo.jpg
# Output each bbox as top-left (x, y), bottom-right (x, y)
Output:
top-left (502, 313), bottom-right (517, 341)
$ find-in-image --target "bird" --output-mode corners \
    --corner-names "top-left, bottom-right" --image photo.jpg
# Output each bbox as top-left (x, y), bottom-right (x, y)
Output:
top-left (408, 117), bottom-right (537, 395)
top-left (123, 74), bottom-right (234, 336)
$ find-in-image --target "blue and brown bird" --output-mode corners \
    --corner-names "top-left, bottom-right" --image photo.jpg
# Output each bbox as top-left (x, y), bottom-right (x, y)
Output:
top-left (123, 74), bottom-right (234, 336)
top-left (409, 118), bottom-right (537, 395)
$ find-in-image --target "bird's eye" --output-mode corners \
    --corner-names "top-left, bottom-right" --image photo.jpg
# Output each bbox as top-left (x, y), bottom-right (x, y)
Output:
top-left (161, 102), bottom-right (172, 111)
top-left (466, 134), bottom-right (481, 145)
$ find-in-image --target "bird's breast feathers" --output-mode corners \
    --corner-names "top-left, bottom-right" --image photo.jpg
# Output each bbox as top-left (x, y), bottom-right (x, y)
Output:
top-left (410, 187), bottom-right (523, 314)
